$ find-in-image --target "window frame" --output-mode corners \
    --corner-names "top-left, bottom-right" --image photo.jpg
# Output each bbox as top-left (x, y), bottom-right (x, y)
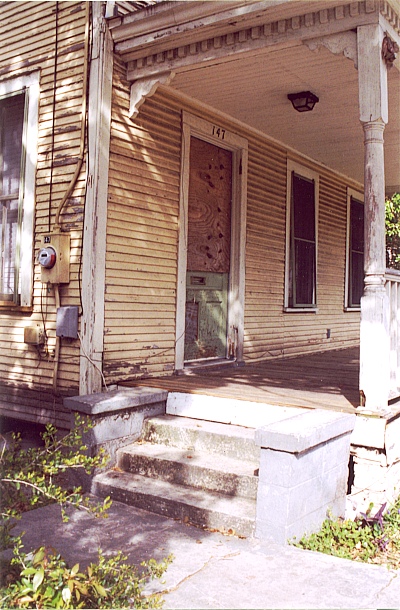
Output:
top-left (345, 187), bottom-right (364, 311)
top-left (284, 160), bottom-right (319, 312)
top-left (0, 72), bottom-right (39, 308)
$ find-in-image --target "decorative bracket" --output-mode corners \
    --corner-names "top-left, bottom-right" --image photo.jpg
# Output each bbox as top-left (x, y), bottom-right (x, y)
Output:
top-left (129, 71), bottom-right (175, 118)
top-left (305, 31), bottom-right (358, 68)
top-left (382, 32), bottom-right (399, 69)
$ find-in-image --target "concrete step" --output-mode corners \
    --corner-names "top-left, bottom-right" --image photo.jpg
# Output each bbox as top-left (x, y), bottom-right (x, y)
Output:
top-left (92, 469), bottom-right (256, 537)
top-left (117, 442), bottom-right (258, 499)
top-left (142, 415), bottom-right (260, 461)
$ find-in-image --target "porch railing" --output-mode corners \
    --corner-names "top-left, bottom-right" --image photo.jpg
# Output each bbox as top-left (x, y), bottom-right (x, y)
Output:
top-left (385, 268), bottom-right (400, 400)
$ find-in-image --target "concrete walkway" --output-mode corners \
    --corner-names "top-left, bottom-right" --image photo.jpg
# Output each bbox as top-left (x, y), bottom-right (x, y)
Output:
top-left (12, 499), bottom-right (400, 609)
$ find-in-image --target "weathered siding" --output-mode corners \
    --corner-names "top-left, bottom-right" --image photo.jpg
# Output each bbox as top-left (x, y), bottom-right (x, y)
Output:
top-left (0, 1), bottom-right (87, 426)
top-left (104, 59), bottom-right (181, 381)
top-left (104, 77), bottom-right (361, 384)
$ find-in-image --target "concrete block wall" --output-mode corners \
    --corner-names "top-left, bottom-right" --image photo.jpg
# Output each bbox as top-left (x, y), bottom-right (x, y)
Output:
top-left (255, 410), bottom-right (356, 544)
top-left (65, 387), bottom-right (167, 466)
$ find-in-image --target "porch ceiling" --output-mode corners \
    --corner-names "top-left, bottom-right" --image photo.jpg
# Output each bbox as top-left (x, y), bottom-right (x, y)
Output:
top-left (169, 40), bottom-right (400, 191)
top-left (110, 0), bottom-right (400, 193)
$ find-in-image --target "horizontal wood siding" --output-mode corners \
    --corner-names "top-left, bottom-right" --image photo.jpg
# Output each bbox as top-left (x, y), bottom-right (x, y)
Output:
top-left (104, 82), bottom-right (361, 383)
top-left (104, 59), bottom-right (181, 382)
top-left (246, 148), bottom-right (360, 360)
top-left (0, 1), bottom-right (87, 426)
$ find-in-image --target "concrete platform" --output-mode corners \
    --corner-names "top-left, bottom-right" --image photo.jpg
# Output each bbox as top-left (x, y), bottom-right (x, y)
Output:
top-left (11, 499), bottom-right (400, 609)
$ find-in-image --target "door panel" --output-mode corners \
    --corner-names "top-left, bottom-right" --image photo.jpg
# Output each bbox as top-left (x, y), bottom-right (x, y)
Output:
top-left (184, 137), bottom-right (232, 361)
top-left (185, 271), bottom-right (228, 360)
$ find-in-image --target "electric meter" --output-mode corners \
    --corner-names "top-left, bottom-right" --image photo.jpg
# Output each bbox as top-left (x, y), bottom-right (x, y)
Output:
top-left (38, 246), bottom-right (57, 269)
top-left (39, 232), bottom-right (70, 284)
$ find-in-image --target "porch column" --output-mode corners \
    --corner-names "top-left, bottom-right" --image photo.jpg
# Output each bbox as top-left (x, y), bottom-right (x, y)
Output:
top-left (358, 24), bottom-right (390, 412)
top-left (80, 4), bottom-right (113, 395)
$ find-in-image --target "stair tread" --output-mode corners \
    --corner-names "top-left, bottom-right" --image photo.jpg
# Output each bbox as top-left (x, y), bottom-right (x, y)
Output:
top-left (119, 442), bottom-right (259, 477)
top-left (143, 415), bottom-right (260, 461)
top-left (94, 469), bottom-right (256, 518)
top-left (146, 415), bottom-right (256, 441)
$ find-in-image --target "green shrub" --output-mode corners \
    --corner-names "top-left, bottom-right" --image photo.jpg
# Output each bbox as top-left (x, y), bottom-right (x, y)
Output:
top-left (0, 417), bottom-right (173, 608)
top-left (0, 415), bottom-right (110, 553)
top-left (1, 545), bottom-right (172, 609)
top-left (294, 499), bottom-right (400, 568)
top-left (386, 192), bottom-right (400, 269)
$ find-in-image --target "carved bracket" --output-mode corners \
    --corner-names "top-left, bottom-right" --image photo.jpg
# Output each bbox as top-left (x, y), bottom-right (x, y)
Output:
top-left (305, 31), bottom-right (358, 68)
top-left (382, 32), bottom-right (399, 69)
top-left (129, 71), bottom-right (175, 118)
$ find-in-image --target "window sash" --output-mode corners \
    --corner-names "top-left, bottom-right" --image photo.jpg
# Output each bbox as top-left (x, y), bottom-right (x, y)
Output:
top-left (0, 91), bottom-right (28, 303)
top-left (289, 172), bottom-right (317, 308)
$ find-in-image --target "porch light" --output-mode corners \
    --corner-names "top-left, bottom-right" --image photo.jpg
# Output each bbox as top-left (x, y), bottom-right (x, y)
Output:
top-left (287, 91), bottom-right (319, 112)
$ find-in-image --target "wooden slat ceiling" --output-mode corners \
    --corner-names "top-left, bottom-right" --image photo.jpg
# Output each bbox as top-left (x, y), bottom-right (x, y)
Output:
top-left (170, 41), bottom-right (400, 191)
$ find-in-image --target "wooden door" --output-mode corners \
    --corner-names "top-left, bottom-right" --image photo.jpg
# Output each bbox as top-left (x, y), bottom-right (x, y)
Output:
top-left (184, 137), bottom-right (232, 361)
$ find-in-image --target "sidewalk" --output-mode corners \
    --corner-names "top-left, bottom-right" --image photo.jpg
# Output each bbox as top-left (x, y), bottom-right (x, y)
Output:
top-left (12, 499), bottom-right (400, 609)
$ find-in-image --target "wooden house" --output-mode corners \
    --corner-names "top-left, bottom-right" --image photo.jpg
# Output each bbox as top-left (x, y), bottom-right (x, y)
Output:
top-left (1, 0), bottom-right (399, 507)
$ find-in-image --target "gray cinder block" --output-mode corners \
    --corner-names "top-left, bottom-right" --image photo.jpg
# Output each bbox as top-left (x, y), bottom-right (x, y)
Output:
top-left (255, 409), bottom-right (355, 544)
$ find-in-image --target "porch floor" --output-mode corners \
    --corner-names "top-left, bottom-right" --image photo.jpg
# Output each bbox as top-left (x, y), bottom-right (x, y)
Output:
top-left (122, 346), bottom-right (361, 414)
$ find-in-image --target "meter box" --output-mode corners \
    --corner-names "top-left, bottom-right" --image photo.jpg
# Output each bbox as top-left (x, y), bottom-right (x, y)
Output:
top-left (38, 232), bottom-right (70, 284)
top-left (24, 326), bottom-right (45, 345)
top-left (56, 306), bottom-right (79, 339)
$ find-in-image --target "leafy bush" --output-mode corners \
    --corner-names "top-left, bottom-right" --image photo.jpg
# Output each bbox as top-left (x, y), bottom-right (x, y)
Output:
top-left (0, 417), bottom-right (173, 608)
top-left (1, 545), bottom-right (172, 609)
top-left (293, 499), bottom-right (400, 568)
top-left (386, 192), bottom-right (400, 269)
top-left (0, 415), bottom-right (111, 553)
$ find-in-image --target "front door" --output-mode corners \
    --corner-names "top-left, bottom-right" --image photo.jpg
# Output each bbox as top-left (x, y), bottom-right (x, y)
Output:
top-left (184, 137), bottom-right (232, 362)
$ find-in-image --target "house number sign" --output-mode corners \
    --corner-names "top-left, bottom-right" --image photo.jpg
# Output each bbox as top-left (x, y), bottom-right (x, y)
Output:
top-left (212, 125), bottom-right (226, 140)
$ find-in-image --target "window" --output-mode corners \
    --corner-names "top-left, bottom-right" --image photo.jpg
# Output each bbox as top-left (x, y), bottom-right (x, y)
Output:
top-left (0, 73), bottom-right (39, 307)
top-left (285, 162), bottom-right (318, 310)
top-left (346, 190), bottom-right (364, 309)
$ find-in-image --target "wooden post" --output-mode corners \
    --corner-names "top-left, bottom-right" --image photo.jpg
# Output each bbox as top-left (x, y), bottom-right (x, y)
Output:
top-left (80, 5), bottom-right (113, 395)
top-left (358, 24), bottom-right (390, 412)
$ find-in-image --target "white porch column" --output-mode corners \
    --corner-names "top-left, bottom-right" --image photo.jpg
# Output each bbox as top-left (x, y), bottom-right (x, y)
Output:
top-left (358, 24), bottom-right (390, 412)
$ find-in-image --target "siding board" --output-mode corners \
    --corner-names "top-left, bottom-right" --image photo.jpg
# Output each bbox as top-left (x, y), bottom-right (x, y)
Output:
top-left (104, 75), bottom-right (361, 384)
top-left (0, 0), bottom-right (85, 425)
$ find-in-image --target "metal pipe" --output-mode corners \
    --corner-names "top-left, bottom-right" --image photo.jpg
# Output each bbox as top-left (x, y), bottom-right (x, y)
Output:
top-left (54, 1), bottom-right (90, 230)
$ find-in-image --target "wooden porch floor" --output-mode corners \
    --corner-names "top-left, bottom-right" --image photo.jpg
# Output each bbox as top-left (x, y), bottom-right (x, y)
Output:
top-left (123, 347), bottom-right (361, 414)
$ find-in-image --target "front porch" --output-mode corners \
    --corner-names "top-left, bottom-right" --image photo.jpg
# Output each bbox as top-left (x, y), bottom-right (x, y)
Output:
top-left (120, 345), bottom-right (400, 512)
top-left (68, 345), bottom-right (400, 539)
top-left (122, 346), bottom-right (399, 416)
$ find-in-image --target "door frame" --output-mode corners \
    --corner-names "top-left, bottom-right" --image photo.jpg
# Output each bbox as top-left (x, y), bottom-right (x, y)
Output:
top-left (175, 111), bottom-right (248, 370)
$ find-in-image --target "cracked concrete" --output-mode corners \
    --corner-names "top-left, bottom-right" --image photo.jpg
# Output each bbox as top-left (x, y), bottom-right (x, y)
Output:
top-left (11, 499), bottom-right (400, 609)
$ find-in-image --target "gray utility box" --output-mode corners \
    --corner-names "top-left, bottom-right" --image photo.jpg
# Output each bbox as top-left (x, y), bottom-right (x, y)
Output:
top-left (56, 305), bottom-right (79, 339)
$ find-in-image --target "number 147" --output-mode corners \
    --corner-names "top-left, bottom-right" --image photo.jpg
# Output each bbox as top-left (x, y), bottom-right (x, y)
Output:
top-left (212, 125), bottom-right (225, 140)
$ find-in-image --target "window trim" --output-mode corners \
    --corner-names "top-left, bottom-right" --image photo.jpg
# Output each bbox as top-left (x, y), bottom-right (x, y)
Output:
top-left (345, 187), bottom-right (364, 311)
top-left (284, 160), bottom-right (319, 313)
top-left (0, 72), bottom-right (39, 308)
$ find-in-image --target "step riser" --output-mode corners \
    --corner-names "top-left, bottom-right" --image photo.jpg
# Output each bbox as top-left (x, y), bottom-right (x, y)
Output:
top-left (93, 474), bottom-right (255, 538)
top-left (118, 452), bottom-right (258, 499)
top-left (142, 419), bottom-right (260, 462)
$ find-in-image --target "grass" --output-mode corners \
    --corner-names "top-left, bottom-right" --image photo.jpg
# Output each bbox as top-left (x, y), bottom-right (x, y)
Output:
top-left (293, 496), bottom-right (400, 569)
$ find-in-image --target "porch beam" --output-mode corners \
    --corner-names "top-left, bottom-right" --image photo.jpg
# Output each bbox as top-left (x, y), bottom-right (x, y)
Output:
top-left (358, 23), bottom-right (390, 413)
top-left (125, 2), bottom-right (380, 80)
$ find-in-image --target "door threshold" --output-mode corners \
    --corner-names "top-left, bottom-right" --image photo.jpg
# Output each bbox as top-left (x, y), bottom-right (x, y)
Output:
top-left (179, 358), bottom-right (238, 375)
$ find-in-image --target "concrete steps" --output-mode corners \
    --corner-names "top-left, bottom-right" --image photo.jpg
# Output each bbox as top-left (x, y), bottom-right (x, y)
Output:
top-left (92, 415), bottom-right (260, 537)
top-left (143, 415), bottom-right (260, 461)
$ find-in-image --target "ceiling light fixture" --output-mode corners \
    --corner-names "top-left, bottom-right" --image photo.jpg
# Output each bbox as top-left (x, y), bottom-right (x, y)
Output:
top-left (287, 91), bottom-right (319, 112)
